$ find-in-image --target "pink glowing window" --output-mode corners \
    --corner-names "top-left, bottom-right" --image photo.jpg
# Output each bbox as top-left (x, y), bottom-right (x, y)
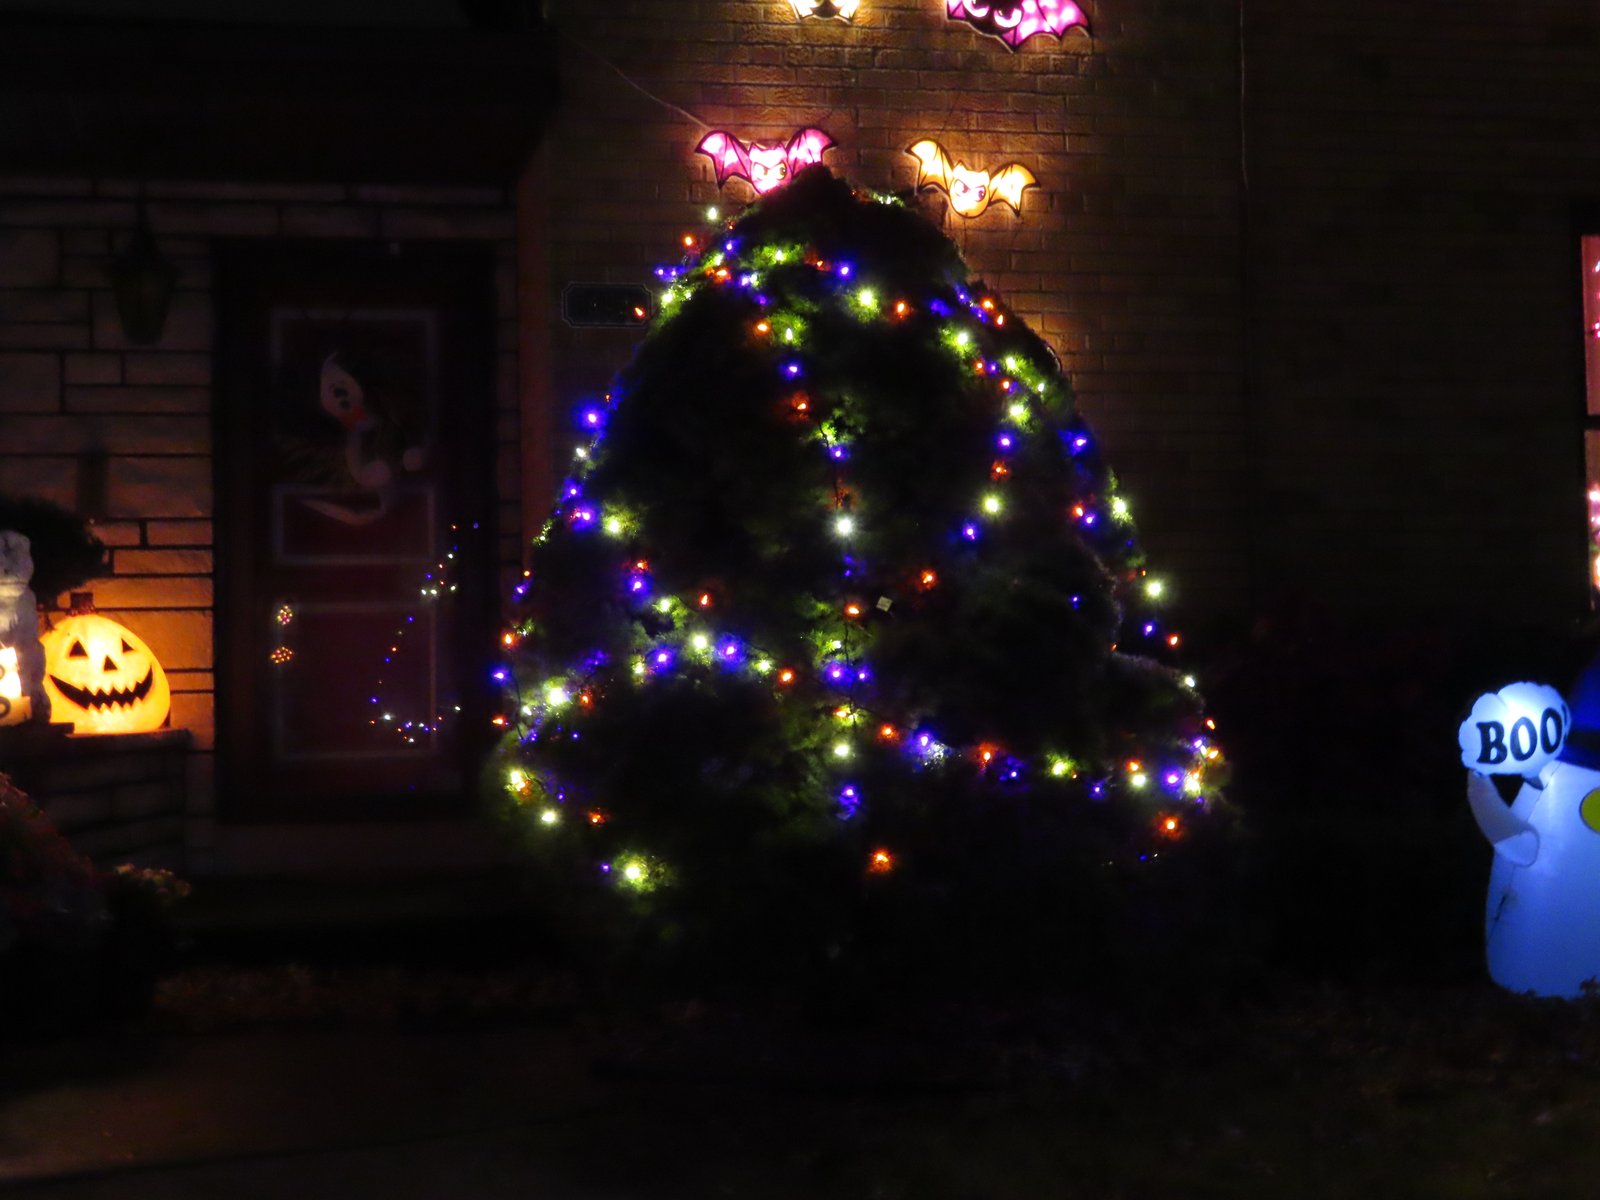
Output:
top-left (1582, 236), bottom-right (1600, 597)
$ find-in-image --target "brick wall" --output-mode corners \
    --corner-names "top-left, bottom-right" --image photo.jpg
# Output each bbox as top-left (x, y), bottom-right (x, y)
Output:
top-left (0, 178), bottom-right (522, 864)
top-left (536, 0), bottom-right (1252, 625)
top-left (5, 730), bottom-right (191, 869)
top-left (1245, 0), bottom-right (1600, 628)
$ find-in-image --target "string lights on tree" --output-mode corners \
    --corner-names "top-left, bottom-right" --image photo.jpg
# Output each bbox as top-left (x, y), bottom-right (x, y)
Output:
top-left (496, 168), bottom-right (1224, 973)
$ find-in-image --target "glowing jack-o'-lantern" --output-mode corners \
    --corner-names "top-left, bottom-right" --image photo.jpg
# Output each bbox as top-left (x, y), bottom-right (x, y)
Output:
top-left (41, 611), bottom-right (170, 735)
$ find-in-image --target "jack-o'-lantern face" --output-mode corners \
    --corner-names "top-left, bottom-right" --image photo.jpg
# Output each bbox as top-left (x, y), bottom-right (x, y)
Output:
top-left (41, 612), bottom-right (170, 735)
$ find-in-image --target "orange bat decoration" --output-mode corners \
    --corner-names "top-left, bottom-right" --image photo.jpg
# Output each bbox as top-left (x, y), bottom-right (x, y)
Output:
top-left (790, 0), bottom-right (860, 17)
top-left (907, 139), bottom-right (1037, 218)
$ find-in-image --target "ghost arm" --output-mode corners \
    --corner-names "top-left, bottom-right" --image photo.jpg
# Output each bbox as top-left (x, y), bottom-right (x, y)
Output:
top-left (1466, 771), bottom-right (1539, 867)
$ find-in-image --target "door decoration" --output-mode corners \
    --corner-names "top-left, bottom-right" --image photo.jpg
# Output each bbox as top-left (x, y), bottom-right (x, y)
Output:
top-left (0, 530), bottom-right (47, 726)
top-left (696, 128), bottom-right (835, 195)
top-left (1462, 660), bottom-right (1600, 997)
top-left (790, 0), bottom-right (859, 18)
top-left (945, 0), bottom-right (1088, 48)
top-left (294, 351), bottom-right (428, 527)
top-left (40, 606), bottom-right (170, 735)
top-left (907, 139), bottom-right (1036, 218)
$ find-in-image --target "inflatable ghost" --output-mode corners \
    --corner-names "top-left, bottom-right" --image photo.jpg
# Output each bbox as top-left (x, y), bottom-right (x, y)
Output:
top-left (1463, 667), bottom-right (1600, 997)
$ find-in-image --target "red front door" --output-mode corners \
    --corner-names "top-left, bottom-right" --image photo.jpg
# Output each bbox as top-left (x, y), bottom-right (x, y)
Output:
top-left (216, 242), bottom-right (498, 822)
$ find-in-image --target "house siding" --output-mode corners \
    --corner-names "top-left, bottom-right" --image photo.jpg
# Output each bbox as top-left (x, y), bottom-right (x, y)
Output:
top-left (1245, 0), bottom-right (1600, 623)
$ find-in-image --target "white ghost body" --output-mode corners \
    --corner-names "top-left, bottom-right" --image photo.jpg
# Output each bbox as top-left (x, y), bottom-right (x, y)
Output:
top-left (1473, 763), bottom-right (1600, 997)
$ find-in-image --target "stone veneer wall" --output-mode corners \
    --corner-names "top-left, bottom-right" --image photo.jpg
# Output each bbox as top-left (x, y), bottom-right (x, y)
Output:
top-left (0, 178), bottom-right (523, 869)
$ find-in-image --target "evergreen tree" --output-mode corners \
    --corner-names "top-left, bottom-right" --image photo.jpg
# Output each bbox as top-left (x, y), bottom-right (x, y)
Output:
top-left (497, 169), bottom-right (1227, 988)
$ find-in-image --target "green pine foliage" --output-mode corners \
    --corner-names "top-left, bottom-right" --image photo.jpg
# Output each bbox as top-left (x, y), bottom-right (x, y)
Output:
top-left (497, 169), bottom-right (1228, 990)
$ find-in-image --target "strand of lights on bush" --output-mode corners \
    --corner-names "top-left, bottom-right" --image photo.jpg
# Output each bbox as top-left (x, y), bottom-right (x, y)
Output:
top-left (358, 526), bottom-right (467, 745)
top-left (502, 209), bottom-right (1222, 888)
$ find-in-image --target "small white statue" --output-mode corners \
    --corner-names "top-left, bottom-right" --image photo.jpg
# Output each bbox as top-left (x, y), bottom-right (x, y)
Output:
top-left (0, 530), bottom-right (50, 723)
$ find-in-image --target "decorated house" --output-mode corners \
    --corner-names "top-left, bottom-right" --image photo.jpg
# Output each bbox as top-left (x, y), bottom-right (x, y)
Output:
top-left (0, 0), bottom-right (1597, 878)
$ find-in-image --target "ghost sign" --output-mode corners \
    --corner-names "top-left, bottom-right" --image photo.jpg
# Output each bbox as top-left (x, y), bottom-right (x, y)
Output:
top-left (1458, 682), bottom-right (1570, 777)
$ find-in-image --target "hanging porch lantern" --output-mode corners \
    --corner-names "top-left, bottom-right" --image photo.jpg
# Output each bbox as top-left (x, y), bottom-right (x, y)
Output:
top-left (107, 208), bottom-right (177, 346)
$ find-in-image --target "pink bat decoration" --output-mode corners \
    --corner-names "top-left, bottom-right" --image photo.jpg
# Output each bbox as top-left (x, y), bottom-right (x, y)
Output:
top-left (945, 0), bottom-right (1088, 49)
top-left (695, 128), bottom-right (835, 195)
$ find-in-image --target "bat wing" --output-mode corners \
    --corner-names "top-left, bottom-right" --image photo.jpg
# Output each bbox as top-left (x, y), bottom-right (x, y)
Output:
top-left (696, 131), bottom-right (752, 186)
top-left (785, 127), bottom-right (835, 170)
top-left (907, 139), bottom-right (955, 191)
top-left (988, 163), bottom-right (1037, 213)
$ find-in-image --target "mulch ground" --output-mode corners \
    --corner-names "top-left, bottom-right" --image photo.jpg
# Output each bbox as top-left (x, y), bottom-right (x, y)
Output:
top-left (6, 964), bottom-right (1600, 1198)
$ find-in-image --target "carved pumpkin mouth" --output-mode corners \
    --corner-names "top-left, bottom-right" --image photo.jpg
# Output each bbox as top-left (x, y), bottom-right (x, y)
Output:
top-left (49, 668), bottom-right (155, 711)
